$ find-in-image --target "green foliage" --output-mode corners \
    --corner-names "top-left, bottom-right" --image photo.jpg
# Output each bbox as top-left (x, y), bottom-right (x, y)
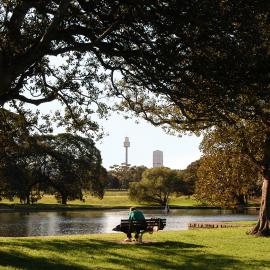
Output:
top-left (33, 133), bottom-right (107, 204)
top-left (196, 154), bottom-right (260, 208)
top-left (0, 132), bottom-right (107, 204)
top-left (0, 110), bottom-right (45, 203)
top-left (0, 162), bottom-right (44, 204)
top-left (115, 1), bottom-right (270, 135)
top-left (195, 125), bottom-right (261, 208)
top-left (129, 167), bottom-right (185, 206)
top-left (2, 1), bottom-right (269, 137)
top-left (108, 165), bottom-right (147, 189)
top-left (180, 160), bottom-right (201, 195)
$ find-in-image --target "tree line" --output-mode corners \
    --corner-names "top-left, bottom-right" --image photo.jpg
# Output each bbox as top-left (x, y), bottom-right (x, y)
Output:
top-left (107, 128), bottom-right (261, 208)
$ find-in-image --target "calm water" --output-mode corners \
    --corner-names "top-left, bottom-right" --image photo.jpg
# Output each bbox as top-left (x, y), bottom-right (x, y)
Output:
top-left (0, 208), bottom-right (258, 237)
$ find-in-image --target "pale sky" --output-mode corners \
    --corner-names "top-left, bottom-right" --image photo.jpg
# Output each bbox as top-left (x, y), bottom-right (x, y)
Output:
top-left (96, 113), bottom-right (202, 170)
top-left (25, 100), bottom-right (201, 171)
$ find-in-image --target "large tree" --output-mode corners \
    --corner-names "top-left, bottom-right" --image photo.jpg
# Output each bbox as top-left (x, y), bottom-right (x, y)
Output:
top-left (0, 131), bottom-right (106, 204)
top-left (195, 123), bottom-right (266, 217)
top-left (32, 133), bottom-right (107, 204)
top-left (0, 157), bottom-right (45, 204)
top-left (115, 2), bottom-right (270, 236)
top-left (0, 108), bottom-right (40, 203)
top-left (196, 152), bottom-right (260, 208)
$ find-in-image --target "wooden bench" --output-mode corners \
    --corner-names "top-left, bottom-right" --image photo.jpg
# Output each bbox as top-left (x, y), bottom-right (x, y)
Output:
top-left (113, 218), bottom-right (166, 242)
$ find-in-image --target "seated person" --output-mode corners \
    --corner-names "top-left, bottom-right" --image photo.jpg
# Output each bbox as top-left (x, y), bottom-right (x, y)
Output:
top-left (124, 207), bottom-right (147, 242)
top-left (112, 207), bottom-right (147, 242)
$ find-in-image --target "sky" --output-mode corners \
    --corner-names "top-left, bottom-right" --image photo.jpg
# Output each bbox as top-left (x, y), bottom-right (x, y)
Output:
top-left (28, 99), bottom-right (202, 171)
top-left (96, 113), bottom-right (202, 170)
top-left (34, 95), bottom-right (202, 171)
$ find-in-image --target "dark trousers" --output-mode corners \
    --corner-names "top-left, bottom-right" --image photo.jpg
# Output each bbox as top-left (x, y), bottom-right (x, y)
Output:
top-left (126, 222), bottom-right (147, 239)
top-left (113, 222), bottom-right (147, 239)
top-left (126, 229), bottom-right (140, 239)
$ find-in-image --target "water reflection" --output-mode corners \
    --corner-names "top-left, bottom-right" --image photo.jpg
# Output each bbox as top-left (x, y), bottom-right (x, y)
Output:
top-left (0, 208), bottom-right (258, 237)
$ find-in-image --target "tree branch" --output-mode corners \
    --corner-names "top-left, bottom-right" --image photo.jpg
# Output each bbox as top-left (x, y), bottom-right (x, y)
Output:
top-left (16, 93), bottom-right (57, 106)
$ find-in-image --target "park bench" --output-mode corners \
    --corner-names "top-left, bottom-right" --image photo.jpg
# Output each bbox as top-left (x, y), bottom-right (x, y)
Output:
top-left (113, 218), bottom-right (166, 242)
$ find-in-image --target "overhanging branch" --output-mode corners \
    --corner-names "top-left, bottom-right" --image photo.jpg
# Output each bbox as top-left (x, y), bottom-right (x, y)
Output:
top-left (16, 93), bottom-right (57, 106)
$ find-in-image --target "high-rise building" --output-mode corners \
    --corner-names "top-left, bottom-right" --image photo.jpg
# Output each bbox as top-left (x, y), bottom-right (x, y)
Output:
top-left (153, 150), bottom-right (163, 168)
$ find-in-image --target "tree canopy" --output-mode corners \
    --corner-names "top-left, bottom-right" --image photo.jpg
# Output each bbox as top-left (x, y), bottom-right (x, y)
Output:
top-left (0, 132), bottom-right (107, 204)
top-left (180, 160), bottom-right (200, 196)
top-left (3, 1), bottom-right (269, 134)
top-left (129, 167), bottom-right (185, 206)
top-left (108, 164), bottom-right (147, 189)
top-left (35, 133), bottom-right (106, 204)
top-left (195, 123), bottom-right (263, 207)
top-left (196, 154), bottom-right (259, 208)
top-left (116, 1), bottom-right (270, 132)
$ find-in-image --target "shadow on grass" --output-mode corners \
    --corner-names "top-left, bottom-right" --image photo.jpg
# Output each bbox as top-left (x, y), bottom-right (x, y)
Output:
top-left (0, 250), bottom-right (89, 270)
top-left (0, 238), bottom-right (268, 270)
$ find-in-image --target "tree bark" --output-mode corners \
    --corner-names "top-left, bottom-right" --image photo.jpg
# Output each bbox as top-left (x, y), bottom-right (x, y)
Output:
top-left (249, 177), bottom-right (270, 236)
top-left (249, 132), bottom-right (270, 236)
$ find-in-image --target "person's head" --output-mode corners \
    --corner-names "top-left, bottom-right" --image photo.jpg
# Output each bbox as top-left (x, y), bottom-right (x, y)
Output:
top-left (130, 207), bottom-right (136, 212)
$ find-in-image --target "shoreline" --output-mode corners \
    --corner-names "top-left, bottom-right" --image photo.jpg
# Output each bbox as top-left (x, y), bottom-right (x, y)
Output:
top-left (0, 204), bottom-right (260, 213)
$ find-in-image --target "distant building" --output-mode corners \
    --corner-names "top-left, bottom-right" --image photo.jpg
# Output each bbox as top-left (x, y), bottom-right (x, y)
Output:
top-left (153, 150), bottom-right (163, 168)
top-left (122, 137), bottom-right (130, 166)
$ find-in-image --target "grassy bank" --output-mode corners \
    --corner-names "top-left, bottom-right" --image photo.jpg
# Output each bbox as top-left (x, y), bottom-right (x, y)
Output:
top-left (0, 191), bottom-right (201, 209)
top-left (0, 227), bottom-right (269, 270)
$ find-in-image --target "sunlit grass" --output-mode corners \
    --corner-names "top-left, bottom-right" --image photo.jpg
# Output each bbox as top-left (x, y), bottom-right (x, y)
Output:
top-left (0, 228), bottom-right (269, 269)
top-left (225, 220), bottom-right (257, 226)
top-left (170, 195), bottom-right (201, 206)
top-left (0, 191), bottom-right (201, 208)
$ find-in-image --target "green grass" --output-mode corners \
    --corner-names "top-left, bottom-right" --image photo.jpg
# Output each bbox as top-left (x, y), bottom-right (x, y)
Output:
top-left (170, 196), bottom-right (200, 206)
top-left (0, 228), bottom-right (269, 270)
top-left (247, 198), bottom-right (261, 207)
top-left (0, 191), bottom-right (201, 209)
top-left (224, 221), bottom-right (257, 226)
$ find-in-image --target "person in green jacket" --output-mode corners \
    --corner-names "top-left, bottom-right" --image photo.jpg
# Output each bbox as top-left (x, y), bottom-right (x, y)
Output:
top-left (124, 207), bottom-right (147, 242)
top-left (128, 207), bottom-right (145, 221)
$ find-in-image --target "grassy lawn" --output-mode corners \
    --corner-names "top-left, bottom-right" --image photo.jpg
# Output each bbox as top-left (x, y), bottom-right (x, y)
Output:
top-left (0, 191), bottom-right (201, 209)
top-left (0, 228), bottom-right (269, 270)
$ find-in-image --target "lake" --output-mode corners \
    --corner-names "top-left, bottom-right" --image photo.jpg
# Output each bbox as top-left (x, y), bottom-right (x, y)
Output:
top-left (0, 208), bottom-right (258, 237)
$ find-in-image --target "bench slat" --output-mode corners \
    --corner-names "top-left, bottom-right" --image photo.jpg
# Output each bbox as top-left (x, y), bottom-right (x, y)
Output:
top-left (120, 218), bottom-right (166, 231)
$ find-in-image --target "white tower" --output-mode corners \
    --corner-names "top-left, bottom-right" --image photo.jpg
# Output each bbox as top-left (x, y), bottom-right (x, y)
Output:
top-left (123, 137), bottom-right (130, 166)
top-left (153, 150), bottom-right (163, 168)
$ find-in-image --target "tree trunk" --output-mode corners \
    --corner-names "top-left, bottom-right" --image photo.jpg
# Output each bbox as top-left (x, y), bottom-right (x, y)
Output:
top-left (236, 194), bottom-right (246, 207)
top-left (249, 177), bottom-right (270, 236)
top-left (26, 194), bottom-right (30, 205)
top-left (61, 194), bottom-right (67, 205)
top-left (249, 132), bottom-right (270, 236)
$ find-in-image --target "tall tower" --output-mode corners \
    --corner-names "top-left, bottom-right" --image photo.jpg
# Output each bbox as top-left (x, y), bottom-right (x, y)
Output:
top-left (123, 137), bottom-right (130, 166)
top-left (153, 150), bottom-right (163, 168)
